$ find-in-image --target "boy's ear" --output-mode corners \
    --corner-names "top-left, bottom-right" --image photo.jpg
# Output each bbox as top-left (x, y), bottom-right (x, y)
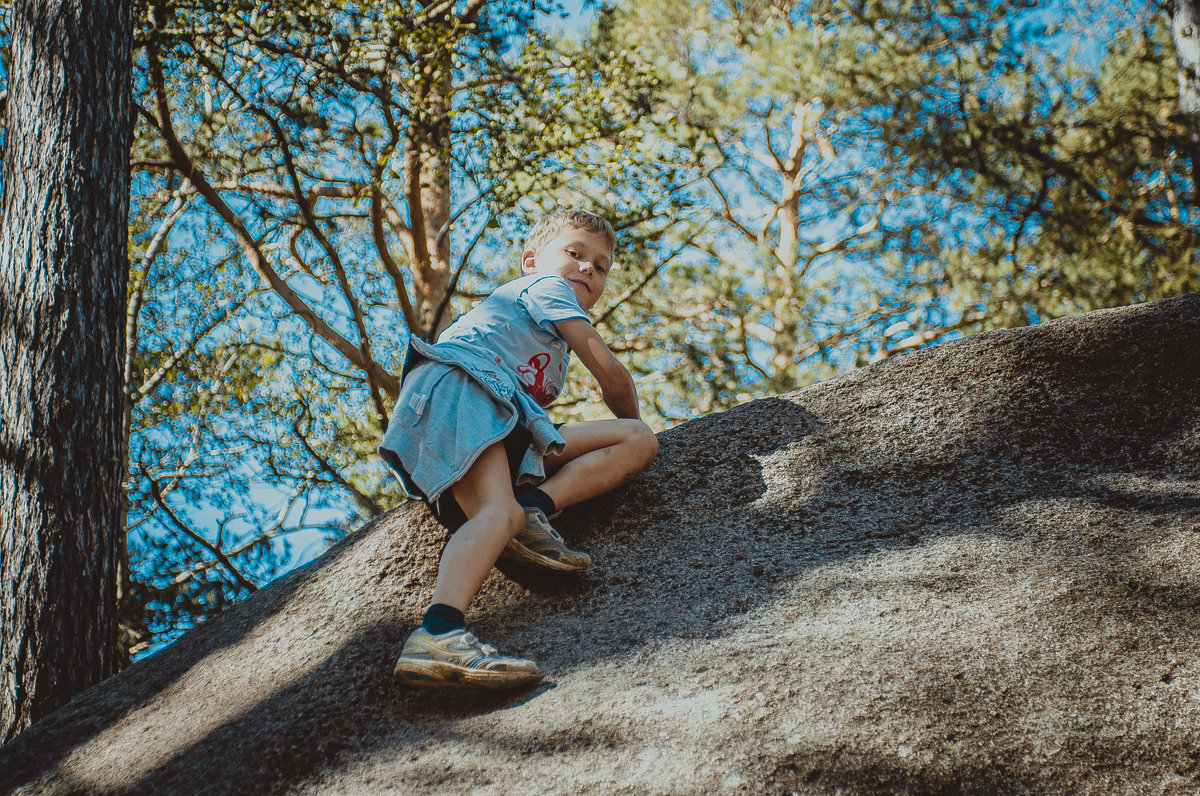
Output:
top-left (520, 248), bottom-right (538, 274)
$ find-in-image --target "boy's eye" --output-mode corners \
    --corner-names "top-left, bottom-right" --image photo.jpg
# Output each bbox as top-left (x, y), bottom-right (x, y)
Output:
top-left (567, 249), bottom-right (579, 258)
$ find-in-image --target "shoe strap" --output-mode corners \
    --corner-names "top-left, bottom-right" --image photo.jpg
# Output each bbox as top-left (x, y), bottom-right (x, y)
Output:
top-left (539, 516), bottom-right (566, 542)
top-left (461, 631), bottom-right (499, 657)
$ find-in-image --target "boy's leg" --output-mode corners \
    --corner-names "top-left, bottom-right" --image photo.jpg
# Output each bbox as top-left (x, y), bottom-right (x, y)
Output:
top-left (502, 419), bottom-right (657, 573)
top-left (395, 442), bottom-right (541, 689)
top-left (537, 418), bottom-right (658, 510)
top-left (431, 441), bottom-right (525, 611)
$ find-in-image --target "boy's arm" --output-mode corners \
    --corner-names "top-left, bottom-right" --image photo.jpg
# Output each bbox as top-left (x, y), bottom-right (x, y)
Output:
top-left (554, 318), bottom-right (641, 420)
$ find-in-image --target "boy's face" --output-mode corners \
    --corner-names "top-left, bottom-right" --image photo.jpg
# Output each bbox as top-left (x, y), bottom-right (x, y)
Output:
top-left (521, 227), bottom-right (612, 311)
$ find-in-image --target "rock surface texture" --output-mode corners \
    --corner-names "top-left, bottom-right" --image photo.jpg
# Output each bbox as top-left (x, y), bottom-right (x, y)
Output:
top-left (3, 294), bottom-right (1200, 795)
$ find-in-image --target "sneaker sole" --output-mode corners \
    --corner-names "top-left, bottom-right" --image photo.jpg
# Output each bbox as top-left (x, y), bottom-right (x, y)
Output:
top-left (501, 540), bottom-right (592, 573)
top-left (394, 659), bottom-right (545, 690)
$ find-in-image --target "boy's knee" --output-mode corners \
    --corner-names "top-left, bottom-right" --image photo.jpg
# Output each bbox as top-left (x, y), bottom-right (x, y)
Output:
top-left (625, 419), bottom-right (658, 467)
top-left (469, 498), bottom-right (524, 539)
top-left (502, 501), bottom-right (526, 538)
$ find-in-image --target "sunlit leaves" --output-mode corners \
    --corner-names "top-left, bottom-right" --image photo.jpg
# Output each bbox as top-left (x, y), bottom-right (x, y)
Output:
top-left (855, 1), bottom-right (1199, 324)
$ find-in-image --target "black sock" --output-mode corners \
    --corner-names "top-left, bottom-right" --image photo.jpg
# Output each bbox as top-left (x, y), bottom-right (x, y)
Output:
top-left (515, 487), bottom-right (557, 518)
top-left (421, 603), bottom-right (465, 635)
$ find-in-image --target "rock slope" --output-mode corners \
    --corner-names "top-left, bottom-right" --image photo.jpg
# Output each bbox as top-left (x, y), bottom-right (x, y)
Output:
top-left (2, 293), bottom-right (1200, 795)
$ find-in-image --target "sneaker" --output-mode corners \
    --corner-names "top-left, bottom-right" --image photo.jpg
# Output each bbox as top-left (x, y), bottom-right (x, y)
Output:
top-left (393, 627), bottom-right (543, 689)
top-left (501, 508), bottom-right (592, 572)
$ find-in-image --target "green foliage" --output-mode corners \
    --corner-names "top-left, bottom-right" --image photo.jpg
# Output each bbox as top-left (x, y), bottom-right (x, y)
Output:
top-left (558, 0), bottom-right (935, 419)
top-left (841, 0), bottom-right (1198, 326)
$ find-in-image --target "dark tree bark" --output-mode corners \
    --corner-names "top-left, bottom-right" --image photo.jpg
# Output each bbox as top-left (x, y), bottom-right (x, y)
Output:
top-left (0, 0), bottom-right (133, 743)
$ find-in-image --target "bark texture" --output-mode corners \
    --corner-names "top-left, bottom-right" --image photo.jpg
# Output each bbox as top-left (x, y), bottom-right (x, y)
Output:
top-left (1170, 0), bottom-right (1200, 196)
top-left (1, 294), bottom-right (1199, 793)
top-left (0, 0), bottom-right (133, 743)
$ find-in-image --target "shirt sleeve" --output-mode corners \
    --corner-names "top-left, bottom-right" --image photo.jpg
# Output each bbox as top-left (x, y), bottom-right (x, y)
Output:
top-left (520, 275), bottom-right (589, 328)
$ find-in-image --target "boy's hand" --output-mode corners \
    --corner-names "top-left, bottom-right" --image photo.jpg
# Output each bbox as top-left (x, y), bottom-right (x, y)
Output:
top-left (554, 318), bottom-right (640, 419)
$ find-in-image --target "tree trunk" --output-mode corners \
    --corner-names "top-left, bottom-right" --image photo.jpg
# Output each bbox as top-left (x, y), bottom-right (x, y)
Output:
top-left (399, 0), bottom-right (460, 339)
top-left (0, 0), bottom-right (133, 743)
top-left (1170, 0), bottom-right (1200, 200)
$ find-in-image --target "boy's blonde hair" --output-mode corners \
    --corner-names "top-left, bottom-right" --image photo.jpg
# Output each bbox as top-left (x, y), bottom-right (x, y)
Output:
top-left (524, 209), bottom-right (615, 255)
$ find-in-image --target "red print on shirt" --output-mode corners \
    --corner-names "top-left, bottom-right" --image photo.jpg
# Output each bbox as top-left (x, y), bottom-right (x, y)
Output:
top-left (517, 352), bottom-right (558, 404)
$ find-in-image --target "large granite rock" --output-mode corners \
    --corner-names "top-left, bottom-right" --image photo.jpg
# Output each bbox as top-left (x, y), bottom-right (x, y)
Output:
top-left (3, 293), bottom-right (1199, 794)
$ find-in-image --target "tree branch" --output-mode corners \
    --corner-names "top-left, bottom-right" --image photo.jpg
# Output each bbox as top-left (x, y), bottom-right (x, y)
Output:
top-left (291, 419), bottom-right (383, 518)
top-left (146, 43), bottom-right (400, 398)
top-left (370, 184), bottom-right (420, 332)
top-left (145, 468), bottom-right (258, 593)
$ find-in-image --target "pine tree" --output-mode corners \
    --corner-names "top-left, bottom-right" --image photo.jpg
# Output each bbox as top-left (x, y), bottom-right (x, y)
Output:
top-left (0, 0), bottom-right (133, 741)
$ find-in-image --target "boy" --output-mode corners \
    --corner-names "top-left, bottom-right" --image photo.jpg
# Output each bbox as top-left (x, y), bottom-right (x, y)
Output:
top-left (380, 209), bottom-right (658, 689)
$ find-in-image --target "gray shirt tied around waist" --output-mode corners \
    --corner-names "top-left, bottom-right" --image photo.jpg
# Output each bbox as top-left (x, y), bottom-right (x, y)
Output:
top-left (379, 274), bottom-right (589, 503)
